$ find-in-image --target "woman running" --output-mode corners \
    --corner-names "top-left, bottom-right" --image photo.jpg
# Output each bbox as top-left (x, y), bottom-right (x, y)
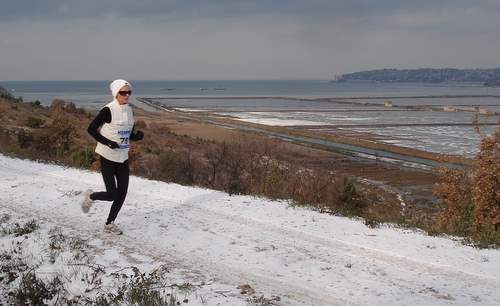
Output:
top-left (82, 79), bottom-right (144, 234)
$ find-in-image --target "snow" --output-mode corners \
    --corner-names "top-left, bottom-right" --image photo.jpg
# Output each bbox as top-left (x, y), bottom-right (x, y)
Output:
top-left (1, 154), bottom-right (499, 305)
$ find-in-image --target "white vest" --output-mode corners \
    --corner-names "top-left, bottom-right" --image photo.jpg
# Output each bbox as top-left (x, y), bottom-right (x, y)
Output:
top-left (95, 100), bottom-right (134, 163)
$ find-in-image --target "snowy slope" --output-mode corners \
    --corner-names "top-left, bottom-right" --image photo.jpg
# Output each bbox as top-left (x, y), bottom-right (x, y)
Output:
top-left (0, 154), bottom-right (499, 306)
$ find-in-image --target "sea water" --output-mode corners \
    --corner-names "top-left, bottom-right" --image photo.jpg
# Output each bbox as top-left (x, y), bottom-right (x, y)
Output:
top-left (1, 80), bottom-right (499, 157)
top-left (3, 80), bottom-right (500, 106)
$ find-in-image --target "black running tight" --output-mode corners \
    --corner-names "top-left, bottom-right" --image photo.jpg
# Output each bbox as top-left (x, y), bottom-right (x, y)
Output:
top-left (90, 157), bottom-right (129, 224)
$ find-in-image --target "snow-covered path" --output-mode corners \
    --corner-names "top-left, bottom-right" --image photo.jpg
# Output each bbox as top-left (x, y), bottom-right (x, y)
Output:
top-left (1, 155), bottom-right (499, 306)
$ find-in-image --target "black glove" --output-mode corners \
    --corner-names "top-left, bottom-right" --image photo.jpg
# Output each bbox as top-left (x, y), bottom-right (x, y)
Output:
top-left (107, 141), bottom-right (120, 149)
top-left (133, 130), bottom-right (144, 141)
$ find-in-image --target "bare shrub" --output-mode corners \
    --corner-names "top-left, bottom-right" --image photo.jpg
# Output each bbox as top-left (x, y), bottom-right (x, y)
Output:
top-left (259, 161), bottom-right (286, 199)
top-left (47, 227), bottom-right (89, 263)
top-left (25, 116), bottom-right (44, 128)
top-left (434, 168), bottom-right (474, 236)
top-left (204, 140), bottom-right (247, 194)
top-left (203, 137), bottom-right (284, 195)
top-left (0, 214), bottom-right (11, 224)
top-left (434, 128), bottom-right (500, 246)
top-left (248, 294), bottom-right (281, 306)
top-left (287, 169), bottom-right (365, 216)
top-left (220, 141), bottom-right (248, 195)
top-left (0, 250), bottom-right (28, 277)
top-left (338, 177), bottom-right (358, 207)
top-left (200, 137), bottom-right (368, 214)
top-left (49, 99), bottom-right (66, 111)
top-left (205, 142), bottom-right (228, 188)
top-left (4, 219), bottom-right (40, 237)
top-left (17, 129), bottom-right (33, 148)
top-left (91, 266), bottom-right (179, 306)
top-left (49, 99), bottom-right (79, 114)
top-left (153, 149), bottom-right (195, 185)
top-left (14, 271), bottom-right (63, 305)
top-left (0, 129), bottom-right (12, 148)
top-left (64, 101), bottom-right (77, 113)
top-left (33, 116), bottom-right (77, 158)
top-left (473, 129), bottom-right (500, 229)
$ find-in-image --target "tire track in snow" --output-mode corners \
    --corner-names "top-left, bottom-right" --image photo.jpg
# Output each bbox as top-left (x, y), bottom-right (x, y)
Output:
top-left (130, 191), bottom-right (500, 305)
top-left (0, 198), bottom-right (352, 306)
top-left (135, 188), bottom-right (500, 286)
top-left (0, 162), bottom-right (354, 305)
top-left (1, 157), bottom-right (499, 305)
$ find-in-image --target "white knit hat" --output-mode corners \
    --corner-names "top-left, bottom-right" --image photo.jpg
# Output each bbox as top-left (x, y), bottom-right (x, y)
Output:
top-left (109, 79), bottom-right (132, 97)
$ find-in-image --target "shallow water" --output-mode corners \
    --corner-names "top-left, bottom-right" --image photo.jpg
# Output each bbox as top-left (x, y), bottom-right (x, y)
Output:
top-left (2, 80), bottom-right (498, 157)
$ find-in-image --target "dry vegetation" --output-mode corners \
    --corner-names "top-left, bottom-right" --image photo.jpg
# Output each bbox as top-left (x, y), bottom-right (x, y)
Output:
top-left (0, 214), bottom-right (185, 305)
top-left (0, 87), bottom-right (498, 247)
top-left (434, 128), bottom-right (500, 247)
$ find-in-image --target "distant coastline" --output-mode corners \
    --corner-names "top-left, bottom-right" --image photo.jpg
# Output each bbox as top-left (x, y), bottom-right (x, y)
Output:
top-left (335, 68), bottom-right (500, 86)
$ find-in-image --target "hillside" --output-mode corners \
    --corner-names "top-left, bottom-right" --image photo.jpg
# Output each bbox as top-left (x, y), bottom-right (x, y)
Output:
top-left (1, 155), bottom-right (500, 305)
top-left (0, 94), bottom-right (445, 236)
top-left (336, 68), bottom-right (500, 84)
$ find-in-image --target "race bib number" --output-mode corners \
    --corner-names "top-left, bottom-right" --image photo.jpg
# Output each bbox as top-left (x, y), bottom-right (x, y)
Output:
top-left (118, 130), bottom-right (131, 149)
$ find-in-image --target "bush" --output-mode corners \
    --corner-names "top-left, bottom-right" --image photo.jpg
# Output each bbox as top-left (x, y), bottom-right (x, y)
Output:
top-left (200, 137), bottom-right (371, 216)
top-left (49, 99), bottom-right (66, 111)
top-left (0, 214), bottom-right (11, 225)
top-left (91, 267), bottom-right (179, 306)
top-left (17, 129), bottom-right (33, 148)
top-left (14, 271), bottom-right (62, 305)
top-left (205, 143), bottom-right (226, 188)
top-left (26, 116), bottom-right (44, 128)
top-left (259, 162), bottom-right (284, 199)
top-left (153, 150), bottom-right (195, 185)
top-left (434, 128), bottom-right (500, 246)
top-left (65, 102), bottom-right (77, 113)
top-left (49, 99), bottom-right (78, 113)
top-left (339, 177), bottom-right (357, 205)
top-left (204, 139), bottom-right (259, 195)
top-left (473, 129), bottom-right (500, 229)
top-left (11, 219), bottom-right (39, 237)
top-left (33, 116), bottom-right (77, 159)
top-left (0, 129), bottom-right (12, 148)
top-left (434, 168), bottom-right (475, 236)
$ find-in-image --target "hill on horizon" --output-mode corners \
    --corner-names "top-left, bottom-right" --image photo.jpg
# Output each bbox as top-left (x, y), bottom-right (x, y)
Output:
top-left (337, 68), bottom-right (500, 85)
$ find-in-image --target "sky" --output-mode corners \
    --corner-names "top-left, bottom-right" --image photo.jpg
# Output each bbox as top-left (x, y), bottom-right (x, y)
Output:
top-left (1, 0), bottom-right (500, 80)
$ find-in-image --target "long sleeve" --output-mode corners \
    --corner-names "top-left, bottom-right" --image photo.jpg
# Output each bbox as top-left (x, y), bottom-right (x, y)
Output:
top-left (87, 107), bottom-right (113, 146)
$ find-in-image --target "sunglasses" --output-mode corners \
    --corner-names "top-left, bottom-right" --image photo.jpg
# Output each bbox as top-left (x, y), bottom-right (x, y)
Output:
top-left (118, 90), bottom-right (132, 96)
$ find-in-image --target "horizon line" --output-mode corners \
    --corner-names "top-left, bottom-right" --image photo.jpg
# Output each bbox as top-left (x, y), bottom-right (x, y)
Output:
top-left (0, 79), bottom-right (333, 83)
